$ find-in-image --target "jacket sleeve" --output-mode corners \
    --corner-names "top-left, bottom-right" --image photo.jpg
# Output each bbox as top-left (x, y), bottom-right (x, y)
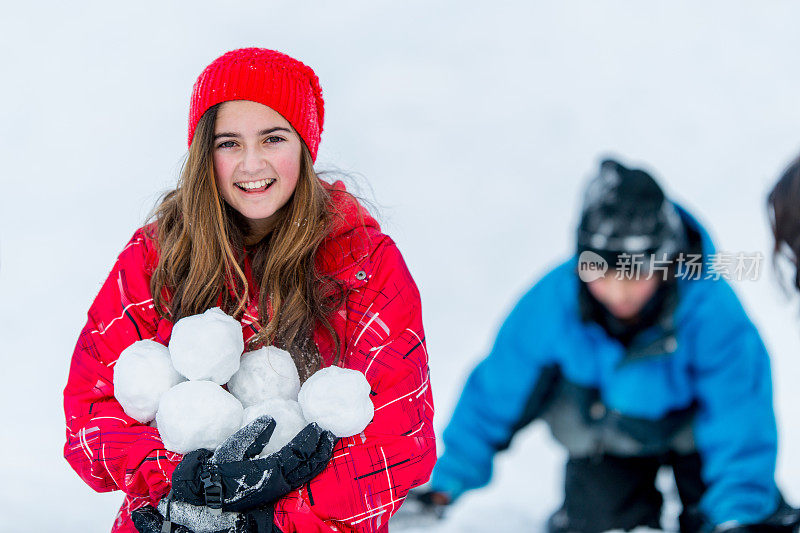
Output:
top-left (274, 237), bottom-right (437, 532)
top-left (690, 279), bottom-right (779, 527)
top-left (63, 228), bottom-right (181, 505)
top-left (430, 279), bottom-right (555, 501)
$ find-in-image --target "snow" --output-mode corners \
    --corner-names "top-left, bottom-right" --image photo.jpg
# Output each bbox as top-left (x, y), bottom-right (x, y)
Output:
top-left (155, 381), bottom-right (244, 454)
top-left (113, 339), bottom-right (184, 423)
top-left (169, 307), bottom-right (244, 384)
top-left (298, 366), bottom-right (374, 438)
top-left (242, 399), bottom-right (307, 457)
top-left (228, 346), bottom-right (301, 407)
top-left (395, 503), bottom-right (544, 533)
top-left (7, 2), bottom-right (800, 531)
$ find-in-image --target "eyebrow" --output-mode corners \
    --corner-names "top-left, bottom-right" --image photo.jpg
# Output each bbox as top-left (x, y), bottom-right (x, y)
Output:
top-left (213, 127), bottom-right (292, 140)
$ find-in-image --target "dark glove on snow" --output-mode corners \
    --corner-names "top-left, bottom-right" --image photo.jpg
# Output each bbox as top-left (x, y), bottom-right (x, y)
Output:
top-left (171, 417), bottom-right (337, 513)
top-left (131, 503), bottom-right (275, 533)
top-left (406, 489), bottom-right (450, 519)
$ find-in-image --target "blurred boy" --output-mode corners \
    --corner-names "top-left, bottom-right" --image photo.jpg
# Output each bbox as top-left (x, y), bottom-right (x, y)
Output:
top-left (416, 159), bottom-right (796, 533)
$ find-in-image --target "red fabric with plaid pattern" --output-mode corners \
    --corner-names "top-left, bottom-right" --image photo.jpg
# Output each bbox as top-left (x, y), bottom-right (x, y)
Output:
top-left (63, 181), bottom-right (436, 532)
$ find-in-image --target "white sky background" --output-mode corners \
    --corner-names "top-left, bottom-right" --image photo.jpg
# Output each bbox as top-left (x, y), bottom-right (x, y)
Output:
top-left (2, 1), bottom-right (800, 531)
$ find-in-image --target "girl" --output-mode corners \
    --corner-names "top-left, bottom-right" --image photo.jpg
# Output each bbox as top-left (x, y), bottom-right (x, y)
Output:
top-left (63, 48), bottom-right (436, 533)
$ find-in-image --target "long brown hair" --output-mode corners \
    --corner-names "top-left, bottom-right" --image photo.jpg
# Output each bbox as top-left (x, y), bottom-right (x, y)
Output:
top-left (147, 104), bottom-right (345, 380)
top-left (768, 154), bottom-right (800, 293)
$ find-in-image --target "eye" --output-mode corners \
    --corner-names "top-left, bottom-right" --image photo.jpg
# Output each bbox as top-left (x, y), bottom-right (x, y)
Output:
top-left (264, 135), bottom-right (285, 144)
top-left (216, 140), bottom-right (237, 149)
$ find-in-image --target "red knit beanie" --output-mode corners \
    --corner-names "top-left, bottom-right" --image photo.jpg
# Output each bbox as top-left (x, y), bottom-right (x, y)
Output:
top-left (188, 48), bottom-right (325, 161)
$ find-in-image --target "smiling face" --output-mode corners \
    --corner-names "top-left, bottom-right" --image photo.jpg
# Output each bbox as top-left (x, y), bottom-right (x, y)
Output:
top-left (212, 100), bottom-right (303, 241)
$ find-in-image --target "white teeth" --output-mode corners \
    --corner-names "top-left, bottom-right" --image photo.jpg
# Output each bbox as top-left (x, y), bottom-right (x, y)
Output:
top-left (236, 178), bottom-right (275, 190)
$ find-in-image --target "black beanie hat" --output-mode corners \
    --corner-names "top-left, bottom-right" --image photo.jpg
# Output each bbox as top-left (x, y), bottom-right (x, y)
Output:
top-left (577, 158), bottom-right (686, 266)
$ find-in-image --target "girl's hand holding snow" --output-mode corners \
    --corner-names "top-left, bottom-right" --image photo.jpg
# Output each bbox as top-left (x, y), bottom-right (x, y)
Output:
top-left (211, 423), bottom-right (337, 512)
top-left (170, 416), bottom-right (337, 513)
top-left (137, 417), bottom-right (284, 532)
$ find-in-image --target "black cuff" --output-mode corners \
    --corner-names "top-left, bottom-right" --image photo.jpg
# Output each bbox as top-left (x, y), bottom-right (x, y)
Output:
top-left (171, 449), bottom-right (215, 506)
top-left (244, 506), bottom-right (277, 533)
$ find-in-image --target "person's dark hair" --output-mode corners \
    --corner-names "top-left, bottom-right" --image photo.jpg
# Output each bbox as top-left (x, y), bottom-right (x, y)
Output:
top-left (768, 154), bottom-right (800, 292)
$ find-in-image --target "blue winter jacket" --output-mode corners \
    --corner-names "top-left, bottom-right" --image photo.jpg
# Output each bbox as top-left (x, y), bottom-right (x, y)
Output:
top-left (431, 205), bottom-right (779, 527)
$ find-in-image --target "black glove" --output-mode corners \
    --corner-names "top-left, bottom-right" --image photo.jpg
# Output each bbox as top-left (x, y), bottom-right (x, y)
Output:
top-left (388, 488), bottom-right (450, 529)
top-left (171, 418), bottom-right (337, 513)
top-left (131, 503), bottom-right (274, 533)
top-left (405, 489), bottom-right (451, 519)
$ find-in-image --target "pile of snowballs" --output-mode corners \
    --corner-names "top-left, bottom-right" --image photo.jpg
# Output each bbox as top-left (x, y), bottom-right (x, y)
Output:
top-left (113, 307), bottom-right (374, 455)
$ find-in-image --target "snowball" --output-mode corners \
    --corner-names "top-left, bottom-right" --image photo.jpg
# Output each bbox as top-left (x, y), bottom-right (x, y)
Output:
top-left (169, 307), bottom-right (243, 384)
top-left (227, 346), bottom-right (300, 407)
top-left (156, 381), bottom-right (243, 454)
top-left (298, 366), bottom-right (374, 437)
top-left (242, 399), bottom-right (307, 457)
top-left (114, 340), bottom-right (184, 423)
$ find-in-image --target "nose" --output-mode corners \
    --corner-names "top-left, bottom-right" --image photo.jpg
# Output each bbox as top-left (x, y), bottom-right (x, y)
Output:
top-left (240, 145), bottom-right (269, 174)
top-left (596, 278), bottom-right (628, 307)
top-left (609, 280), bottom-right (635, 304)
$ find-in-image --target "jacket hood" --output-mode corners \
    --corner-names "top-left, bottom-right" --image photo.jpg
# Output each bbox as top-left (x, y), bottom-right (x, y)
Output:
top-left (316, 179), bottom-right (382, 278)
top-left (323, 179), bottom-right (380, 240)
top-left (672, 201), bottom-right (716, 257)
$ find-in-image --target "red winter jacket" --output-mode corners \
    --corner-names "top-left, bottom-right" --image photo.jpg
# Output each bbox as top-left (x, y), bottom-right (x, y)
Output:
top-left (63, 181), bottom-right (436, 532)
